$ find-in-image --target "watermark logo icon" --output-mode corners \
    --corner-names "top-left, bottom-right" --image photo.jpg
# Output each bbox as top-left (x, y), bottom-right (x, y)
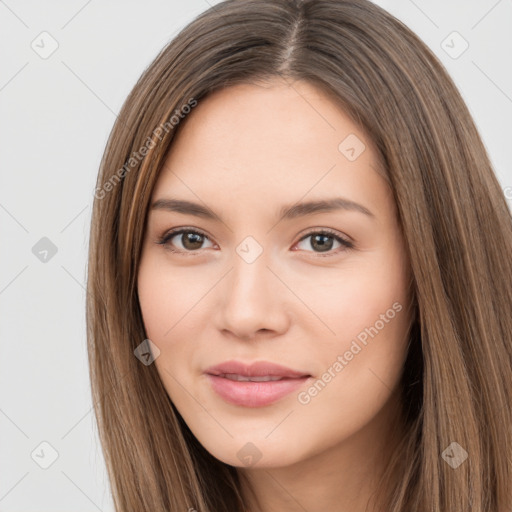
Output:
top-left (441, 31), bottom-right (469, 59)
top-left (134, 339), bottom-right (161, 365)
top-left (237, 442), bottom-right (263, 467)
top-left (31, 441), bottom-right (59, 469)
top-left (32, 237), bottom-right (58, 263)
top-left (441, 441), bottom-right (468, 469)
top-left (31, 31), bottom-right (59, 59)
top-left (338, 134), bottom-right (366, 161)
top-left (236, 236), bottom-right (263, 264)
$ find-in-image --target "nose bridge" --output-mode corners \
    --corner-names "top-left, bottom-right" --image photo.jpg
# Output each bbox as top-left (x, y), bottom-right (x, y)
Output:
top-left (228, 237), bottom-right (274, 305)
top-left (216, 236), bottom-right (288, 338)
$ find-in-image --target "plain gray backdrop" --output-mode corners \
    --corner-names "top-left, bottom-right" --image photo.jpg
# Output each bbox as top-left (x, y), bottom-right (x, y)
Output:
top-left (1, 0), bottom-right (511, 510)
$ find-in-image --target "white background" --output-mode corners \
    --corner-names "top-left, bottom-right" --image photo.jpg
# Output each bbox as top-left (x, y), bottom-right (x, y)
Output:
top-left (0, 0), bottom-right (511, 510)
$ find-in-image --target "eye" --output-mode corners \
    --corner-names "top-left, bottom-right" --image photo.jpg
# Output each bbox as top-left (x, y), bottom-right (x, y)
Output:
top-left (156, 227), bottom-right (354, 257)
top-left (156, 228), bottom-right (214, 255)
top-left (293, 228), bottom-right (354, 256)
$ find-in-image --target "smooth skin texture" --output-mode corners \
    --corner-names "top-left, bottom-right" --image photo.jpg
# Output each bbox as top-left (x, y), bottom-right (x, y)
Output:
top-left (137, 78), bottom-right (414, 512)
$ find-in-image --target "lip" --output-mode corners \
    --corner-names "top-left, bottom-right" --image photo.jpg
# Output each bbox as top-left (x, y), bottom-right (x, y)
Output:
top-left (205, 360), bottom-right (310, 378)
top-left (204, 360), bottom-right (312, 407)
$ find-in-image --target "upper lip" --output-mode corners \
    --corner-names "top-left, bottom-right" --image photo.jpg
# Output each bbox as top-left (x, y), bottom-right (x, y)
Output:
top-left (205, 360), bottom-right (311, 378)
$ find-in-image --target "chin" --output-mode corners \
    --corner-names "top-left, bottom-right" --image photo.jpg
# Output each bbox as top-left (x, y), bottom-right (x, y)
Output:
top-left (196, 433), bottom-right (304, 469)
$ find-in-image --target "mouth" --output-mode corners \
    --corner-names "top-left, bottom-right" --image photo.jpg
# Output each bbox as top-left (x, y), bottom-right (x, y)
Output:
top-left (204, 360), bottom-right (312, 407)
top-left (214, 374), bottom-right (300, 382)
top-left (204, 359), bottom-right (311, 379)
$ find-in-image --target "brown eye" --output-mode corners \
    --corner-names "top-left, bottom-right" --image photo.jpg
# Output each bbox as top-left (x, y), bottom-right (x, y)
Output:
top-left (178, 231), bottom-right (205, 250)
top-left (295, 229), bottom-right (354, 255)
top-left (157, 228), bottom-right (214, 253)
top-left (156, 227), bottom-right (354, 257)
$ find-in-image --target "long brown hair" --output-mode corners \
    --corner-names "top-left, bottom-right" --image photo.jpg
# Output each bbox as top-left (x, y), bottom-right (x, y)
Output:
top-left (86, 0), bottom-right (512, 510)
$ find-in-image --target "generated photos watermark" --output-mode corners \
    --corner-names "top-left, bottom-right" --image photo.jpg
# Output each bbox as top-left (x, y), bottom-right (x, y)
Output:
top-left (94, 97), bottom-right (198, 200)
top-left (297, 301), bottom-right (403, 405)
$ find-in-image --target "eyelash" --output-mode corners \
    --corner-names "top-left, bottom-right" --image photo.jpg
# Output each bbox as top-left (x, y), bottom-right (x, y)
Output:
top-left (155, 227), bottom-right (354, 257)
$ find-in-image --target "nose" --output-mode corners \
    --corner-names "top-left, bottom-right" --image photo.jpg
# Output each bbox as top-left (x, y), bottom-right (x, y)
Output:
top-left (214, 250), bottom-right (291, 341)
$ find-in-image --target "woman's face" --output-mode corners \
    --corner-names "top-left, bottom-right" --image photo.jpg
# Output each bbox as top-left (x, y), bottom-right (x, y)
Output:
top-left (137, 78), bottom-right (413, 470)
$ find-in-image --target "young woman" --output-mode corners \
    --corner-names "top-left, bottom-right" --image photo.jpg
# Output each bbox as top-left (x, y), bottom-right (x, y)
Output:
top-left (86, 1), bottom-right (512, 511)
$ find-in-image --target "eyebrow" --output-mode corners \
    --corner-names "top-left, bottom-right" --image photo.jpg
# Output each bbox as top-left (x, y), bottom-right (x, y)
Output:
top-left (151, 196), bottom-right (375, 222)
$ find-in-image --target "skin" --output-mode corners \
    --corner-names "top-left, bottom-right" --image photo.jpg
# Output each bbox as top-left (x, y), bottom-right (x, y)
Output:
top-left (137, 77), bottom-right (414, 512)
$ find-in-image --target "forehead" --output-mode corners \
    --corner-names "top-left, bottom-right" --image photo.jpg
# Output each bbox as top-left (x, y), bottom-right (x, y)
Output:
top-left (152, 79), bottom-right (393, 221)
top-left (167, 79), bottom-right (365, 163)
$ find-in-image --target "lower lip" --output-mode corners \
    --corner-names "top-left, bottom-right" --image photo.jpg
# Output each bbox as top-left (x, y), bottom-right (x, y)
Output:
top-left (206, 374), bottom-right (311, 407)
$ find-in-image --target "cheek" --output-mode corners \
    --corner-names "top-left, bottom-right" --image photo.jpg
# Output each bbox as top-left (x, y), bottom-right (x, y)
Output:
top-left (309, 281), bottom-right (408, 392)
top-left (137, 259), bottom-right (197, 399)
top-left (302, 246), bottom-right (411, 399)
top-left (137, 262), bottom-right (171, 342)
top-left (309, 259), bottom-right (408, 347)
top-left (292, 290), bottom-right (409, 452)
top-left (137, 254), bottom-right (203, 341)
top-left (137, 254), bottom-right (216, 400)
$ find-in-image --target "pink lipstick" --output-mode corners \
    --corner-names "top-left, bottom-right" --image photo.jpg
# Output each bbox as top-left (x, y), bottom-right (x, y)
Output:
top-left (204, 360), bottom-right (312, 407)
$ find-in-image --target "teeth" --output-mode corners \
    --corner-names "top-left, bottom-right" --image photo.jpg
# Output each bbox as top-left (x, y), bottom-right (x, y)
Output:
top-left (222, 373), bottom-right (284, 382)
